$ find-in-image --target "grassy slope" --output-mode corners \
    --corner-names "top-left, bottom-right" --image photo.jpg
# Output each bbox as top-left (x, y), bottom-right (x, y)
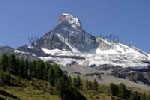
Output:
top-left (0, 75), bottom-right (149, 100)
top-left (0, 75), bottom-right (60, 100)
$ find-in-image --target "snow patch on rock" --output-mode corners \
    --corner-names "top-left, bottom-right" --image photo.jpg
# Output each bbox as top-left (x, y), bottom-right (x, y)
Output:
top-left (61, 13), bottom-right (81, 28)
top-left (14, 50), bottom-right (30, 55)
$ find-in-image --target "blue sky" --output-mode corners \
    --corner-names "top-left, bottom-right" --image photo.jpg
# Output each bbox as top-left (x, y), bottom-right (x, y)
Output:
top-left (0, 0), bottom-right (150, 52)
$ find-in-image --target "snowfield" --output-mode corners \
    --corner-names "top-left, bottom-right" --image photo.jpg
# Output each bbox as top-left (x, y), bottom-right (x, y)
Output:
top-left (40, 38), bottom-right (149, 68)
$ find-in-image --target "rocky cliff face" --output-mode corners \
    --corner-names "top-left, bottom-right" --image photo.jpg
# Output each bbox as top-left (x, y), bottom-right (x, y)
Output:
top-left (34, 13), bottom-right (98, 53)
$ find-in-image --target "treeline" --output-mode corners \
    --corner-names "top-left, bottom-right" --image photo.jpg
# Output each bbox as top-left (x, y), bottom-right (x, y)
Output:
top-left (0, 54), bottom-right (86, 100)
top-left (0, 53), bottom-right (54, 80)
top-left (1, 53), bottom-right (150, 100)
top-left (110, 83), bottom-right (150, 100)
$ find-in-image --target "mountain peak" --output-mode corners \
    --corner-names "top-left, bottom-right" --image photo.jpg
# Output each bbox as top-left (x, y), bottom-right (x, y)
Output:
top-left (62, 13), bottom-right (73, 16)
top-left (59, 13), bottom-right (82, 28)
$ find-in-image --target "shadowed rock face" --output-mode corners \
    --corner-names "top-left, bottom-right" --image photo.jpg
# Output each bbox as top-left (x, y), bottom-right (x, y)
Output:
top-left (16, 14), bottom-right (99, 60)
top-left (17, 13), bottom-right (99, 54)
top-left (33, 13), bottom-right (99, 52)
top-left (109, 66), bottom-right (150, 85)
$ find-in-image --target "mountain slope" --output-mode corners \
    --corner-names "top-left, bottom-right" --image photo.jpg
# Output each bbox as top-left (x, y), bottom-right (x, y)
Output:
top-left (16, 13), bottom-right (150, 68)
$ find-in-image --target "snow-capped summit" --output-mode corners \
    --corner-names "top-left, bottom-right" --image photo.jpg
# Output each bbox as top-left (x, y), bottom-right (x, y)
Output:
top-left (16, 13), bottom-right (150, 68)
top-left (59, 13), bottom-right (82, 28)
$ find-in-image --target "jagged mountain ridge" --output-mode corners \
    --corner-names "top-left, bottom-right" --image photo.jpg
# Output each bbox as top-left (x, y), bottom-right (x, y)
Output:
top-left (16, 13), bottom-right (150, 68)
top-left (36, 13), bottom-right (98, 52)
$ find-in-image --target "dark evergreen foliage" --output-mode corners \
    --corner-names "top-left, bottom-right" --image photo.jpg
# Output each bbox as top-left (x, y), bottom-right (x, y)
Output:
top-left (110, 83), bottom-right (150, 100)
top-left (92, 79), bottom-right (98, 91)
top-left (72, 75), bottom-right (82, 89)
top-left (110, 83), bottom-right (118, 96)
top-left (0, 53), bottom-right (86, 100)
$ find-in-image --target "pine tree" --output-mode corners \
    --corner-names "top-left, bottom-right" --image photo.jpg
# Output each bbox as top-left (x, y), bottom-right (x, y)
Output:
top-left (31, 60), bottom-right (36, 78)
top-left (0, 63), bottom-right (3, 71)
top-left (27, 61), bottom-right (32, 76)
top-left (134, 91), bottom-right (140, 100)
top-left (0, 70), bottom-right (4, 84)
top-left (15, 58), bottom-right (20, 75)
top-left (146, 95), bottom-right (150, 100)
top-left (85, 80), bottom-right (92, 90)
top-left (0, 54), bottom-right (8, 71)
top-left (92, 79), bottom-right (98, 91)
top-left (110, 83), bottom-right (118, 96)
top-left (40, 61), bottom-right (45, 79)
top-left (55, 76), bottom-right (70, 100)
top-left (77, 75), bottom-right (82, 89)
top-left (8, 54), bottom-right (16, 74)
top-left (53, 64), bottom-right (63, 78)
top-left (0, 71), bottom-right (10, 85)
top-left (55, 76), bottom-right (86, 100)
top-left (43, 62), bottom-right (50, 80)
top-left (0, 60), bottom-right (3, 84)
top-left (72, 75), bottom-right (82, 89)
top-left (118, 83), bottom-right (126, 99)
top-left (129, 92), bottom-right (136, 100)
top-left (140, 93), bottom-right (146, 100)
top-left (19, 58), bottom-right (25, 77)
top-left (36, 60), bottom-right (41, 78)
top-left (24, 59), bottom-right (29, 76)
top-left (35, 60), bottom-right (45, 79)
top-left (48, 67), bottom-right (55, 87)
top-left (68, 76), bottom-right (73, 87)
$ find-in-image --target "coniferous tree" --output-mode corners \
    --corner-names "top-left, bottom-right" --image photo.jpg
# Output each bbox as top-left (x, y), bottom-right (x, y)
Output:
top-left (48, 67), bottom-right (55, 87)
top-left (92, 79), bottom-right (98, 91)
top-left (36, 60), bottom-right (41, 79)
top-left (68, 76), bottom-right (73, 87)
top-left (55, 76), bottom-right (68, 99)
top-left (55, 76), bottom-right (86, 100)
top-left (8, 54), bottom-right (16, 74)
top-left (129, 92), bottom-right (136, 100)
top-left (0, 54), bottom-right (87, 99)
top-left (19, 58), bottom-right (25, 77)
top-left (53, 64), bottom-right (63, 78)
top-left (135, 91), bottom-right (140, 100)
top-left (146, 95), bottom-right (150, 100)
top-left (77, 75), bottom-right (82, 89)
top-left (0, 63), bottom-right (2, 71)
top-left (36, 60), bottom-right (45, 79)
top-left (24, 59), bottom-right (29, 76)
top-left (31, 60), bottom-right (37, 78)
top-left (110, 83), bottom-right (118, 96)
top-left (15, 58), bottom-right (20, 75)
top-left (40, 61), bottom-right (45, 79)
top-left (0, 70), bottom-right (4, 84)
top-left (73, 75), bottom-right (82, 89)
top-left (0, 54), bottom-right (8, 71)
top-left (0, 71), bottom-right (10, 85)
top-left (140, 93), bottom-right (146, 100)
top-left (43, 62), bottom-right (50, 80)
top-left (85, 80), bottom-right (92, 90)
top-left (28, 61), bottom-right (32, 76)
top-left (118, 83), bottom-right (126, 99)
